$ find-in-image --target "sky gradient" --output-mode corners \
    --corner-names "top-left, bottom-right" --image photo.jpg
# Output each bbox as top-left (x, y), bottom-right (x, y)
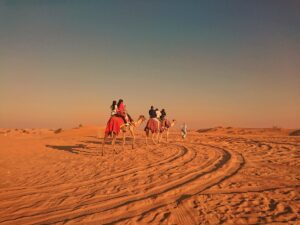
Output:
top-left (1, 0), bottom-right (300, 129)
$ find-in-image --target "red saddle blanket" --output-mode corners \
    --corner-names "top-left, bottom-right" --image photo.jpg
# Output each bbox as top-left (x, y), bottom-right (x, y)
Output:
top-left (105, 116), bottom-right (124, 136)
top-left (160, 119), bottom-right (171, 132)
top-left (144, 118), bottom-right (159, 133)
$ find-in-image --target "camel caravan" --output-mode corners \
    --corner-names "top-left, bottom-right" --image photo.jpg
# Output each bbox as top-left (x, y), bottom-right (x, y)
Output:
top-left (101, 99), bottom-right (176, 156)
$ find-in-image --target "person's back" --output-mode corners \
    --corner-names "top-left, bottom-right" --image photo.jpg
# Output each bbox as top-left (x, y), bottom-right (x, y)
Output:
top-left (116, 99), bottom-right (133, 124)
top-left (160, 109), bottom-right (166, 120)
top-left (155, 108), bottom-right (161, 119)
top-left (111, 101), bottom-right (117, 116)
top-left (117, 101), bottom-right (126, 115)
top-left (149, 106), bottom-right (156, 118)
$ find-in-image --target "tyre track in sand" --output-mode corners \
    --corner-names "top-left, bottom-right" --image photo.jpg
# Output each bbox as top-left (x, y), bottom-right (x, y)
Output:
top-left (0, 140), bottom-right (244, 225)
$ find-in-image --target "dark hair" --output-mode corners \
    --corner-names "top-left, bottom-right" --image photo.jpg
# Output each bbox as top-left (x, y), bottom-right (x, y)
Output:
top-left (117, 99), bottom-right (123, 107)
top-left (111, 100), bottom-right (117, 110)
top-left (150, 106), bottom-right (154, 109)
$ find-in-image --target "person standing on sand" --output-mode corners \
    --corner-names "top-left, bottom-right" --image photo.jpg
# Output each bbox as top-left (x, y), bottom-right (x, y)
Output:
top-left (181, 123), bottom-right (187, 140)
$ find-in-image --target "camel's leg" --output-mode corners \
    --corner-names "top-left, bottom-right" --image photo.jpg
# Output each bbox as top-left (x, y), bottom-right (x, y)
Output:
top-left (151, 132), bottom-right (154, 144)
top-left (151, 132), bottom-right (156, 145)
top-left (101, 133), bottom-right (108, 156)
top-left (122, 131), bottom-right (126, 151)
top-left (166, 129), bottom-right (169, 143)
top-left (129, 126), bottom-right (135, 149)
top-left (112, 133), bottom-right (118, 154)
top-left (158, 132), bottom-right (163, 143)
top-left (145, 130), bottom-right (149, 146)
top-left (155, 132), bottom-right (160, 144)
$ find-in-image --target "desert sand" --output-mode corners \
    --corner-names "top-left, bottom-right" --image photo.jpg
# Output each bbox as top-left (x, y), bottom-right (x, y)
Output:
top-left (0, 126), bottom-right (299, 225)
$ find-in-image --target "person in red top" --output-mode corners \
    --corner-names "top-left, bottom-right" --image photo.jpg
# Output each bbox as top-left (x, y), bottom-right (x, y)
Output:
top-left (116, 99), bottom-right (133, 125)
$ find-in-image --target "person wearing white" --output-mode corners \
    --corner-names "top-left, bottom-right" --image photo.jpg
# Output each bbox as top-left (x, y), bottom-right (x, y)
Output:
top-left (181, 123), bottom-right (187, 140)
top-left (111, 100), bottom-right (117, 116)
top-left (156, 109), bottom-right (161, 119)
top-left (154, 108), bottom-right (161, 129)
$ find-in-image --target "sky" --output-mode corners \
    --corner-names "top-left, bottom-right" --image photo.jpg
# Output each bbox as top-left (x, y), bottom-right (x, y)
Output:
top-left (0, 0), bottom-right (299, 129)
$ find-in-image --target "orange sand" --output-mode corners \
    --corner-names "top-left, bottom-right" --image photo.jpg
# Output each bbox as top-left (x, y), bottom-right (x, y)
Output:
top-left (0, 126), bottom-right (299, 224)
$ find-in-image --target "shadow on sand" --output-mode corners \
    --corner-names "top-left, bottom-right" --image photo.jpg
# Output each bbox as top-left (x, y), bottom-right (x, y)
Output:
top-left (45, 144), bottom-right (88, 154)
top-left (83, 137), bottom-right (134, 145)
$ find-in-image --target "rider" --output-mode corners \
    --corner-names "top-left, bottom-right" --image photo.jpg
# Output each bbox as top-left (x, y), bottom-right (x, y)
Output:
top-left (117, 99), bottom-right (133, 125)
top-left (154, 108), bottom-right (161, 128)
top-left (149, 106), bottom-right (156, 118)
top-left (160, 108), bottom-right (167, 130)
top-left (155, 108), bottom-right (161, 120)
top-left (146, 106), bottom-right (159, 133)
top-left (110, 100), bottom-right (117, 116)
top-left (160, 109), bottom-right (166, 121)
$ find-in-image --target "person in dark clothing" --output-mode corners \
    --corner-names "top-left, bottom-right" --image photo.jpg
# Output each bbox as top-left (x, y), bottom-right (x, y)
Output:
top-left (149, 106), bottom-right (157, 118)
top-left (160, 109), bottom-right (166, 120)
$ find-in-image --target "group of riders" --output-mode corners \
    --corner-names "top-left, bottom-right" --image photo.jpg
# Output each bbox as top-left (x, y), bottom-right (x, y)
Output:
top-left (106, 99), bottom-right (187, 139)
top-left (108, 99), bottom-right (172, 133)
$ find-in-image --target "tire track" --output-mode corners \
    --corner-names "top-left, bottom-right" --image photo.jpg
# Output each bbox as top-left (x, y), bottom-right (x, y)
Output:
top-left (0, 142), bottom-right (244, 225)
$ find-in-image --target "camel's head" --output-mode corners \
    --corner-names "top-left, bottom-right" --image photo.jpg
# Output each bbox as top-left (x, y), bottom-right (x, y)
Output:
top-left (171, 119), bottom-right (177, 127)
top-left (138, 115), bottom-right (146, 122)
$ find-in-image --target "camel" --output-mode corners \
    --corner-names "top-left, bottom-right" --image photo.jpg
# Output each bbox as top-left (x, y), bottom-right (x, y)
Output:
top-left (144, 119), bottom-right (160, 145)
top-left (101, 115), bottom-right (146, 156)
top-left (145, 130), bottom-right (160, 145)
top-left (159, 119), bottom-right (176, 143)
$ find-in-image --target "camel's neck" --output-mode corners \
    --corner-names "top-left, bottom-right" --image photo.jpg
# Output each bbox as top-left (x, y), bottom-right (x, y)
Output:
top-left (133, 118), bottom-right (143, 127)
top-left (170, 122), bottom-right (176, 127)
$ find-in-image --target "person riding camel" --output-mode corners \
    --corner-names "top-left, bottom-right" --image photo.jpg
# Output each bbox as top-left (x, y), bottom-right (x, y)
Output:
top-left (116, 99), bottom-right (133, 126)
top-left (155, 108), bottom-right (161, 119)
top-left (159, 108), bottom-right (170, 131)
top-left (110, 100), bottom-right (117, 116)
top-left (149, 106), bottom-right (156, 119)
top-left (145, 106), bottom-right (160, 135)
top-left (160, 109), bottom-right (166, 121)
top-left (155, 108), bottom-right (161, 127)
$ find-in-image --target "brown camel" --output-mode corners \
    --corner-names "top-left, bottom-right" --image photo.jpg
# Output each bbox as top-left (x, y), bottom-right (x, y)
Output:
top-left (159, 119), bottom-right (176, 143)
top-left (144, 119), bottom-right (161, 145)
top-left (145, 129), bottom-right (160, 145)
top-left (101, 115), bottom-right (146, 156)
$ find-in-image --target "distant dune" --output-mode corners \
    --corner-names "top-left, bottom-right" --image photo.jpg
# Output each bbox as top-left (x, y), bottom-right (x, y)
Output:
top-left (289, 129), bottom-right (300, 136)
top-left (197, 126), bottom-right (296, 136)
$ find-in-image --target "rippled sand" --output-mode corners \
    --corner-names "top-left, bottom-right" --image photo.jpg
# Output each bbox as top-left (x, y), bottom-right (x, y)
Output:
top-left (0, 126), bottom-right (299, 224)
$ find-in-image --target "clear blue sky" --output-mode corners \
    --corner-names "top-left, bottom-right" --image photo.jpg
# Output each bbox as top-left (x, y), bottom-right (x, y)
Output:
top-left (1, 1), bottom-right (299, 128)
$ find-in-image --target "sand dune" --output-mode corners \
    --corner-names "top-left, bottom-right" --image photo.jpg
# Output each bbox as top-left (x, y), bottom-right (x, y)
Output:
top-left (0, 126), bottom-right (299, 224)
top-left (197, 126), bottom-right (295, 136)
